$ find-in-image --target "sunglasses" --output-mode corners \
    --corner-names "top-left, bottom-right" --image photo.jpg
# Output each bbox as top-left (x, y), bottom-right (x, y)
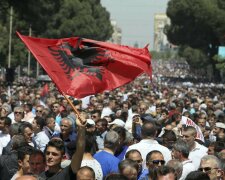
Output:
top-left (198, 167), bottom-right (218, 173)
top-left (91, 115), bottom-right (97, 118)
top-left (36, 110), bottom-right (42, 113)
top-left (15, 111), bottom-right (23, 114)
top-left (151, 160), bottom-right (165, 165)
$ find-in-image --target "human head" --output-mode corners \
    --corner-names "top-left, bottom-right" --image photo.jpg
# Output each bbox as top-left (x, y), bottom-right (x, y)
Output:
top-left (181, 126), bottom-right (197, 149)
top-left (35, 105), bottom-right (44, 117)
top-left (199, 155), bottom-right (222, 180)
top-left (11, 134), bottom-right (28, 150)
top-left (146, 150), bottom-right (165, 170)
top-left (90, 110), bottom-right (101, 122)
top-left (155, 165), bottom-right (176, 180)
top-left (162, 130), bottom-right (177, 150)
top-left (172, 139), bottom-right (190, 160)
top-left (185, 170), bottom-right (210, 180)
top-left (17, 145), bottom-right (34, 175)
top-left (104, 130), bottom-right (119, 152)
top-left (15, 175), bottom-right (38, 180)
top-left (76, 166), bottom-right (95, 180)
top-left (51, 102), bottom-right (60, 114)
top-left (1, 103), bottom-right (12, 117)
top-left (29, 149), bottom-right (45, 175)
top-left (105, 173), bottom-right (128, 180)
top-left (166, 159), bottom-right (183, 180)
top-left (119, 159), bottom-right (138, 180)
top-left (45, 113), bottom-right (56, 131)
top-left (95, 118), bottom-right (108, 135)
top-left (125, 149), bottom-right (143, 174)
top-left (19, 122), bottom-right (33, 143)
top-left (0, 116), bottom-right (12, 133)
top-left (141, 121), bottom-right (157, 139)
top-left (60, 117), bottom-right (73, 137)
top-left (14, 106), bottom-right (25, 123)
top-left (45, 138), bottom-right (65, 168)
top-left (32, 116), bottom-right (46, 133)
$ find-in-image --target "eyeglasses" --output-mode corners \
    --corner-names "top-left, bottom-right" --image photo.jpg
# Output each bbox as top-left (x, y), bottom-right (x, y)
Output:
top-left (36, 110), bottom-right (42, 113)
top-left (15, 111), bottom-right (23, 114)
top-left (198, 167), bottom-right (218, 173)
top-left (91, 115), bottom-right (97, 118)
top-left (52, 106), bottom-right (59, 108)
top-left (151, 160), bottom-right (165, 165)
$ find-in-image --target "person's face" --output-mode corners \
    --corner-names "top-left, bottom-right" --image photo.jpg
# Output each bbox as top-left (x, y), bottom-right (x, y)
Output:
top-left (29, 154), bottom-right (45, 175)
top-left (14, 110), bottom-right (24, 122)
top-left (62, 99), bottom-right (68, 108)
top-left (45, 146), bottom-right (63, 168)
top-left (213, 127), bottom-right (220, 136)
top-left (36, 107), bottom-right (43, 117)
top-left (122, 166), bottom-right (138, 180)
top-left (20, 154), bottom-right (31, 175)
top-left (96, 104), bottom-right (103, 111)
top-left (157, 173), bottom-right (175, 180)
top-left (60, 119), bottom-right (72, 136)
top-left (86, 125), bottom-right (96, 134)
top-left (147, 153), bottom-right (165, 169)
top-left (32, 119), bottom-right (39, 132)
top-left (95, 122), bottom-right (105, 134)
top-left (91, 113), bottom-right (100, 122)
top-left (197, 118), bottom-right (206, 127)
top-left (208, 117), bottom-right (216, 127)
top-left (123, 104), bottom-right (129, 112)
top-left (161, 112), bottom-right (168, 120)
top-left (1, 108), bottom-right (8, 117)
top-left (139, 105), bottom-right (147, 114)
top-left (199, 160), bottom-right (221, 180)
top-left (127, 152), bottom-right (143, 173)
top-left (0, 120), bottom-right (5, 131)
top-left (24, 127), bottom-right (33, 143)
top-left (181, 130), bottom-right (195, 146)
top-left (171, 149), bottom-right (181, 160)
top-left (47, 118), bottom-right (56, 131)
top-left (207, 146), bottom-right (215, 155)
top-left (52, 103), bottom-right (60, 113)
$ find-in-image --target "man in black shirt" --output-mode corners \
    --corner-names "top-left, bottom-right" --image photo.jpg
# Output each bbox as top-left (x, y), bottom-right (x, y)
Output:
top-left (39, 114), bottom-right (86, 180)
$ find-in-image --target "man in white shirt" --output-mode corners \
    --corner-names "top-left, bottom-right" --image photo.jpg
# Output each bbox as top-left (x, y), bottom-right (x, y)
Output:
top-left (32, 116), bottom-right (50, 152)
top-left (126, 121), bottom-right (171, 169)
top-left (181, 126), bottom-right (208, 169)
top-left (0, 117), bottom-right (11, 155)
top-left (172, 139), bottom-right (196, 180)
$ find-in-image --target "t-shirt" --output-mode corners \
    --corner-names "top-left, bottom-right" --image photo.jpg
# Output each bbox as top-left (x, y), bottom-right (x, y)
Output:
top-left (39, 166), bottom-right (76, 180)
top-left (94, 150), bottom-right (120, 177)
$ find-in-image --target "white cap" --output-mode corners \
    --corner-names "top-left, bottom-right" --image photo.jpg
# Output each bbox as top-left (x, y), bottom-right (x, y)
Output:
top-left (215, 122), bottom-right (225, 129)
top-left (108, 119), bottom-right (125, 127)
top-left (87, 119), bottom-right (95, 126)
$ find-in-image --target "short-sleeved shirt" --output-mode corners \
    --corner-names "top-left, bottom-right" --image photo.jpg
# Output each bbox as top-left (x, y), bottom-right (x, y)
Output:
top-left (94, 150), bottom-right (120, 177)
top-left (39, 165), bottom-right (76, 180)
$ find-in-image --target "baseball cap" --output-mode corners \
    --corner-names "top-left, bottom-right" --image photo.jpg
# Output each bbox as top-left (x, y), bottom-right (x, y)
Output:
top-left (87, 119), bottom-right (95, 126)
top-left (215, 122), bottom-right (225, 129)
top-left (108, 119), bottom-right (125, 127)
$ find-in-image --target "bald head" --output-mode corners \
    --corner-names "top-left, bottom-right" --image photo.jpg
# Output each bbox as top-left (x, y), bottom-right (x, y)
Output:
top-left (16, 175), bottom-right (37, 180)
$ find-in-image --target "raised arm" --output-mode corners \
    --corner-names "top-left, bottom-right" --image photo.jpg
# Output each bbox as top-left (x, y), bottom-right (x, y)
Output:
top-left (70, 113), bottom-right (86, 173)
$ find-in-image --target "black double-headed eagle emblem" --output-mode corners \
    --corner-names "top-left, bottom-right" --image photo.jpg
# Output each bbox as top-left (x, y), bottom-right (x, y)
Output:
top-left (48, 38), bottom-right (114, 81)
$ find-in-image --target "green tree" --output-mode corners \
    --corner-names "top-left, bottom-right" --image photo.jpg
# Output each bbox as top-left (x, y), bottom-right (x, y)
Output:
top-left (165, 0), bottom-right (225, 81)
top-left (0, 0), bottom-right (113, 70)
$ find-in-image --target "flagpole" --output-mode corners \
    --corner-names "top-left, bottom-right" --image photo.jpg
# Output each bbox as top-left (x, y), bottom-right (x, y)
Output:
top-left (27, 25), bottom-right (32, 76)
top-left (61, 92), bottom-right (84, 125)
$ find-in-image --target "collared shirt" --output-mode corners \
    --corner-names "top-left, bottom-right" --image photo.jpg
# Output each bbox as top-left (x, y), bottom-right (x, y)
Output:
top-left (96, 131), bottom-right (107, 150)
top-left (189, 141), bottom-right (208, 169)
top-left (126, 139), bottom-right (172, 169)
top-left (179, 159), bottom-right (196, 180)
top-left (0, 133), bottom-right (10, 155)
top-left (33, 131), bottom-right (50, 152)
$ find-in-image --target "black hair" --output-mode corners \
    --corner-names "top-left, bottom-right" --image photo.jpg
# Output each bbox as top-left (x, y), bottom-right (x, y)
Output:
top-left (185, 170), bottom-right (210, 180)
top-left (34, 116), bottom-right (46, 130)
top-left (45, 138), bottom-right (65, 155)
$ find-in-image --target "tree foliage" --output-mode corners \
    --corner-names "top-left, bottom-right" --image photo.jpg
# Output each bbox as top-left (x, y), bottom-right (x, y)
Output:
top-left (0, 0), bottom-right (113, 69)
top-left (165, 0), bottom-right (225, 80)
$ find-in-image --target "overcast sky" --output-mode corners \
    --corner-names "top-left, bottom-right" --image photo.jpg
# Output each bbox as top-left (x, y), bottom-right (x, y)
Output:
top-left (101, 0), bottom-right (169, 50)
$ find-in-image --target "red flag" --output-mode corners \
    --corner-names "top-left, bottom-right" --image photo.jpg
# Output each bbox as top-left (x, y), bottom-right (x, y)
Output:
top-left (17, 32), bottom-right (152, 98)
top-left (40, 83), bottom-right (49, 97)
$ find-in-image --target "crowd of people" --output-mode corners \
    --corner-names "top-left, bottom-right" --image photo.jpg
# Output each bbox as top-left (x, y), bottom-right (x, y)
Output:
top-left (0, 71), bottom-right (224, 180)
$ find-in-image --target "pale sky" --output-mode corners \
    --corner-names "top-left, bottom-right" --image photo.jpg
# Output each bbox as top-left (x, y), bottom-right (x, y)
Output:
top-left (101, 0), bottom-right (169, 50)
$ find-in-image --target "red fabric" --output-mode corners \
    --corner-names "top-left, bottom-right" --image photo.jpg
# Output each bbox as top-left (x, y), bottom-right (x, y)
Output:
top-left (17, 32), bottom-right (152, 98)
top-left (40, 83), bottom-right (49, 97)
